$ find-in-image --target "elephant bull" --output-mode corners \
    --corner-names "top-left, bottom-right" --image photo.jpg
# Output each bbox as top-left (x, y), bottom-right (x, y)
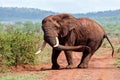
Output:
top-left (35, 14), bottom-right (114, 69)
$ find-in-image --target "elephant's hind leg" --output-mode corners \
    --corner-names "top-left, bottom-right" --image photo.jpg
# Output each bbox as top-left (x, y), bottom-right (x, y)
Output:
top-left (52, 49), bottom-right (61, 69)
top-left (78, 40), bottom-right (103, 68)
top-left (64, 51), bottom-right (74, 69)
top-left (77, 50), bottom-right (92, 68)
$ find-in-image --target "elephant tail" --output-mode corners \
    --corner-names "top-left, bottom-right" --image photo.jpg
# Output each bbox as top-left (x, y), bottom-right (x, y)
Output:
top-left (104, 35), bottom-right (114, 57)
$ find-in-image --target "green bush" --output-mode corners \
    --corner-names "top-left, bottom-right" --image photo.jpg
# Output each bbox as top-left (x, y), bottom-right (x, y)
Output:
top-left (116, 46), bottom-right (120, 68)
top-left (0, 31), bottom-right (42, 67)
top-left (116, 60), bottom-right (120, 68)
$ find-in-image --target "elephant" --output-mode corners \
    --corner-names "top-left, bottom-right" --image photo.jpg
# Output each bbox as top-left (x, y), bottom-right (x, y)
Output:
top-left (35, 14), bottom-right (114, 69)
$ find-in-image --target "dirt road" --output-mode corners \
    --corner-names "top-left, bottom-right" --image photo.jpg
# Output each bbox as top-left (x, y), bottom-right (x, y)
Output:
top-left (42, 48), bottom-right (120, 80)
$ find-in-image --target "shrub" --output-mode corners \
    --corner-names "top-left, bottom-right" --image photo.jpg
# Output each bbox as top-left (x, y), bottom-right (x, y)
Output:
top-left (116, 59), bottom-right (120, 68)
top-left (0, 31), bottom-right (42, 67)
top-left (116, 46), bottom-right (120, 68)
top-left (102, 40), bottom-right (110, 48)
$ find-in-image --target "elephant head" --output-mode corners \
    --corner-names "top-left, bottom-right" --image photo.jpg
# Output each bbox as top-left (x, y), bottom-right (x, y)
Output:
top-left (35, 14), bottom-right (91, 54)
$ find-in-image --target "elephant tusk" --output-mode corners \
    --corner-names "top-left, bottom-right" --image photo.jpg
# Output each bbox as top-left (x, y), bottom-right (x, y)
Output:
top-left (35, 41), bottom-right (47, 54)
top-left (35, 50), bottom-right (42, 54)
top-left (53, 37), bottom-right (59, 47)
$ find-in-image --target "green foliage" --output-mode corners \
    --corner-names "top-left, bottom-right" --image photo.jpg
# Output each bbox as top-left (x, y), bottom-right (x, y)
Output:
top-left (23, 21), bottom-right (34, 32)
top-left (116, 46), bottom-right (120, 68)
top-left (116, 55), bottom-right (120, 68)
top-left (38, 45), bottom-right (52, 63)
top-left (117, 46), bottom-right (120, 53)
top-left (0, 22), bottom-right (43, 67)
top-left (116, 60), bottom-right (120, 68)
top-left (0, 31), bottom-right (42, 66)
top-left (103, 24), bottom-right (120, 37)
top-left (102, 40), bottom-right (108, 48)
top-left (0, 23), bottom-right (4, 32)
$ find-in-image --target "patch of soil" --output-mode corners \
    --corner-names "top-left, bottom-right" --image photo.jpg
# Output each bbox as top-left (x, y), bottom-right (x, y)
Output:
top-left (45, 48), bottom-right (120, 80)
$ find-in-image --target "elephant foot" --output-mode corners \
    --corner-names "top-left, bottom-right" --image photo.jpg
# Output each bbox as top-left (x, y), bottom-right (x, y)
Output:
top-left (66, 64), bottom-right (74, 69)
top-left (77, 63), bottom-right (88, 69)
top-left (52, 64), bottom-right (60, 70)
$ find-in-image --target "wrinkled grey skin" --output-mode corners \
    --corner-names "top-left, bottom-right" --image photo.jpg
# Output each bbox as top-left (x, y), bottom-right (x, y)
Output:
top-left (38, 14), bottom-right (114, 69)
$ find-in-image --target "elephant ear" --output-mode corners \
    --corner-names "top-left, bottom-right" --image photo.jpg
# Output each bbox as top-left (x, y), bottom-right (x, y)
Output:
top-left (53, 14), bottom-right (78, 37)
top-left (59, 19), bottom-right (78, 37)
top-left (60, 26), bottom-right (69, 37)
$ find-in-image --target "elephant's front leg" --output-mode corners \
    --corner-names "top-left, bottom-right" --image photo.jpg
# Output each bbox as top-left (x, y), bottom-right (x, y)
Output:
top-left (64, 51), bottom-right (74, 69)
top-left (52, 49), bottom-right (61, 69)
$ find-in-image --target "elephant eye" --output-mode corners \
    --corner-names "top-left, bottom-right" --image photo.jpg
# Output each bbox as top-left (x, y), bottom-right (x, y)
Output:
top-left (54, 25), bottom-right (60, 30)
top-left (42, 20), bottom-right (46, 24)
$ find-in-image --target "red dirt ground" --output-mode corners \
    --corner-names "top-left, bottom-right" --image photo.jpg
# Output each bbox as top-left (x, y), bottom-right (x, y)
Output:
top-left (0, 48), bottom-right (120, 80)
top-left (45, 48), bottom-right (120, 80)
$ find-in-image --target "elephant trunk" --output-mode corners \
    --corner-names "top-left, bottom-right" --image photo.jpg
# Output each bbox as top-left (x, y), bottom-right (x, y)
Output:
top-left (53, 37), bottom-right (91, 52)
top-left (35, 37), bottom-right (91, 54)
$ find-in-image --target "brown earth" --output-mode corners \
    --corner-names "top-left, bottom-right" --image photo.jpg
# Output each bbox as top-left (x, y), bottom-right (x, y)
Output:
top-left (45, 48), bottom-right (120, 80)
top-left (0, 48), bottom-right (120, 80)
